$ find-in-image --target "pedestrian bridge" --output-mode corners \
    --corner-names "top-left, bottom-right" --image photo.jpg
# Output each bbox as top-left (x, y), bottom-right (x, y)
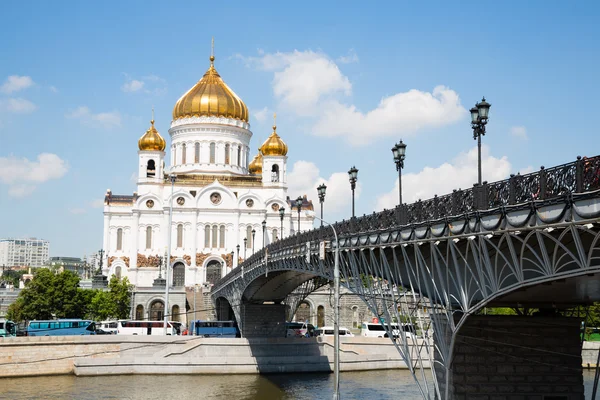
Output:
top-left (212, 155), bottom-right (600, 399)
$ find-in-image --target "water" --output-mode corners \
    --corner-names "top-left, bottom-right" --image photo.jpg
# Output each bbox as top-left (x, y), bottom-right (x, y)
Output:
top-left (0, 370), bottom-right (599, 399)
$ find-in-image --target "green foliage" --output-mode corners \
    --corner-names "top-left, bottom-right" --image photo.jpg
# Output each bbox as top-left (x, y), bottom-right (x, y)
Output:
top-left (1, 269), bottom-right (27, 287)
top-left (6, 271), bottom-right (132, 323)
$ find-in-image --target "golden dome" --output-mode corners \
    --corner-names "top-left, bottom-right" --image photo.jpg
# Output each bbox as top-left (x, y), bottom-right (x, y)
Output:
top-left (248, 151), bottom-right (263, 174)
top-left (138, 119), bottom-right (166, 151)
top-left (260, 124), bottom-right (288, 156)
top-left (172, 55), bottom-right (249, 122)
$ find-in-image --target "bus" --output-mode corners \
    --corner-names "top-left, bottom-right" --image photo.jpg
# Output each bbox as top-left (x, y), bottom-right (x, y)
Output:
top-left (0, 318), bottom-right (16, 337)
top-left (116, 320), bottom-right (180, 336)
top-left (97, 320), bottom-right (118, 335)
top-left (27, 319), bottom-right (96, 336)
top-left (190, 320), bottom-right (239, 337)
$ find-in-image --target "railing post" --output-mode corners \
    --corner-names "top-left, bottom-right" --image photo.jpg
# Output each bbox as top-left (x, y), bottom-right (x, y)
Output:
top-left (509, 174), bottom-right (516, 205)
top-left (416, 199), bottom-right (423, 221)
top-left (396, 204), bottom-right (407, 225)
top-left (452, 189), bottom-right (460, 214)
top-left (576, 156), bottom-right (584, 193)
top-left (433, 195), bottom-right (439, 219)
top-left (473, 183), bottom-right (480, 210)
top-left (539, 166), bottom-right (547, 200)
top-left (480, 181), bottom-right (489, 210)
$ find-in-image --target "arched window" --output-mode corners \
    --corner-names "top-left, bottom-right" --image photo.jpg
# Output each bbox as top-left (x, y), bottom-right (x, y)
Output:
top-left (271, 164), bottom-right (280, 182)
top-left (146, 226), bottom-right (152, 250)
top-left (115, 266), bottom-right (122, 279)
top-left (210, 142), bottom-right (216, 163)
top-left (206, 260), bottom-right (222, 285)
top-left (211, 225), bottom-right (218, 248)
top-left (219, 225), bottom-right (225, 248)
top-left (146, 160), bottom-right (156, 178)
top-left (181, 143), bottom-right (187, 164)
top-left (296, 302), bottom-right (311, 324)
top-left (116, 228), bottom-right (123, 251)
top-left (204, 225), bottom-right (210, 248)
top-left (135, 305), bottom-right (144, 320)
top-left (317, 305), bottom-right (325, 328)
top-left (246, 226), bottom-right (252, 248)
top-left (194, 142), bottom-right (200, 163)
top-left (172, 305), bottom-right (180, 322)
top-left (352, 306), bottom-right (359, 328)
top-left (172, 262), bottom-right (185, 287)
top-left (272, 228), bottom-right (278, 241)
top-left (177, 224), bottom-right (183, 248)
top-left (225, 144), bottom-right (230, 165)
top-left (150, 300), bottom-right (164, 321)
top-left (237, 147), bottom-right (241, 166)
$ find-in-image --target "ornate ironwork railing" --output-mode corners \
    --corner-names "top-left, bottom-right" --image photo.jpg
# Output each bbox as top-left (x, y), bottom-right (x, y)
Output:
top-left (215, 155), bottom-right (600, 288)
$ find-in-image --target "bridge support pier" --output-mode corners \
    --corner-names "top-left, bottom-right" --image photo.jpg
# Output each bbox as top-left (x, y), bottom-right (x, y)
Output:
top-left (436, 315), bottom-right (584, 399)
top-left (240, 303), bottom-right (287, 338)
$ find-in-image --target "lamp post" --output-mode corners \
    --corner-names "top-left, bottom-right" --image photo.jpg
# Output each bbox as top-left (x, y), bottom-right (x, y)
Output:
top-left (348, 166), bottom-right (358, 218)
top-left (279, 207), bottom-right (285, 239)
top-left (251, 229), bottom-right (256, 254)
top-left (262, 220), bottom-right (266, 248)
top-left (230, 251), bottom-right (234, 270)
top-left (317, 184), bottom-right (327, 227)
top-left (295, 196), bottom-right (303, 234)
top-left (243, 238), bottom-right (247, 258)
top-left (164, 173), bottom-right (176, 335)
top-left (470, 97), bottom-right (491, 185)
top-left (313, 215), bottom-right (340, 400)
top-left (391, 140), bottom-right (407, 206)
top-left (96, 249), bottom-right (105, 275)
top-left (236, 244), bottom-right (240, 265)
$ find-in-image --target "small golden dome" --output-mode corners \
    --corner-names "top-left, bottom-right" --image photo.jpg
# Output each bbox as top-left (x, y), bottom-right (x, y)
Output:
top-left (261, 124), bottom-right (288, 156)
top-left (248, 150), bottom-right (263, 174)
top-left (138, 119), bottom-right (166, 151)
top-left (172, 55), bottom-right (249, 122)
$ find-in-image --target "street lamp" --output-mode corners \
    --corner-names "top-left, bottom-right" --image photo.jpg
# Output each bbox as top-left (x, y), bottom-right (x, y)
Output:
top-left (295, 196), bottom-right (303, 234)
top-left (348, 166), bottom-right (358, 218)
top-left (317, 184), bottom-right (327, 227)
top-left (164, 173), bottom-right (176, 335)
top-left (236, 244), bottom-right (240, 265)
top-left (96, 249), bottom-right (105, 275)
top-left (262, 220), bottom-right (266, 248)
top-left (391, 140), bottom-right (407, 206)
top-left (251, 229), bottom-right (256, 254)
top-left (313, 215), bottom-right (340, 400)
top-left (279, 207), bottom-right (285, 239)
top-left (243, 238), bottom-right (247, 258)
top-left (230, 251), bottom-right (234, 270)
top-left (470, 97), bottom-right (491, 185)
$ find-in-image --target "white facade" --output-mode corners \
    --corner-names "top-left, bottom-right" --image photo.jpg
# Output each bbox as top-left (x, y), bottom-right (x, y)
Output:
top-left (0, 238), bottom-right (50, 268)
top-left (102, 95), bottom-right (315, 294)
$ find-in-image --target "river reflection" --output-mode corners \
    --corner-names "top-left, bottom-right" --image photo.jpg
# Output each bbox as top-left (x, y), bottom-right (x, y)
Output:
top-left (0, 369), bottom-right (599, 399)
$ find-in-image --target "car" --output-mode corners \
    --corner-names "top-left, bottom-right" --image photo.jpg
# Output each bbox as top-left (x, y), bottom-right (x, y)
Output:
top-left (314, 326), bottom-right (354, 337)
top-left (94, 328), bottom-right (113, 335)
top-left (286, 322), bottom-right (315, 337)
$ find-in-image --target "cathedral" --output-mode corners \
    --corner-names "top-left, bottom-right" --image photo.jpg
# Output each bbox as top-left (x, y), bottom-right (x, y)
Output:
top-left (101, 51), bottom-right (315, 322)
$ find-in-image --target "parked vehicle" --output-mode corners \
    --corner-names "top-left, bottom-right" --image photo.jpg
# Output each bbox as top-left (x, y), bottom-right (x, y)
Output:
top-left (286, 321), bottom-right (315, 338)
top-left (314, 326), bottom-right (354, 337)
top-left (117, 320), bottom-right (179, 336)
top-left (27, 319), bottom-right (96, 336)
top-left (0, 318), bottom-right (16, 337)
top-left (360, 321), bottom-right (416, 339)
top-left (190, 320), bottom-right (239, 337)
top-left (97, 320), bottom-right (118, 335)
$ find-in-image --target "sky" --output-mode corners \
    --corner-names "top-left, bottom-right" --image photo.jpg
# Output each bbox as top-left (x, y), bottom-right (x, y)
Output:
top-left (0, 1), bottom-right (599, 258)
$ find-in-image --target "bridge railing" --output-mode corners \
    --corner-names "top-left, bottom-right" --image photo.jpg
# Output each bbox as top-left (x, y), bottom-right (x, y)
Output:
top-left (213, 155), bottom-right (600, 290)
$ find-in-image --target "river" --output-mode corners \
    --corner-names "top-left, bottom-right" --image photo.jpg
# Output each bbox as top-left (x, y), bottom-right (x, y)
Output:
top-left (1, 369), bottom-right (599, 399)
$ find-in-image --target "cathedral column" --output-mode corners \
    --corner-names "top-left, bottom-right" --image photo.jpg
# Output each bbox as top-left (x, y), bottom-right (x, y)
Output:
top-left (191, 210), bottom-right (198, 268)
top-left (130, 212), bottom-right (140, 270)
top-left (234, 211), bottom-right (240, 268)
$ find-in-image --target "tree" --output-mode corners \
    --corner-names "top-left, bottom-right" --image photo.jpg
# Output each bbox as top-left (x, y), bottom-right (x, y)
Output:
top-left (86, 275), bottom-right (133, 321)
top-left (1, 269), bottom-right (27, 288)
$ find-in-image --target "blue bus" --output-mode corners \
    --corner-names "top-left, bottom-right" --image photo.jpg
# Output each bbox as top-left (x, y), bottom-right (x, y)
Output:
top-left (191, 320), bottom-right (239, 337)
top-left (27, 319), bottom-right (97, 336)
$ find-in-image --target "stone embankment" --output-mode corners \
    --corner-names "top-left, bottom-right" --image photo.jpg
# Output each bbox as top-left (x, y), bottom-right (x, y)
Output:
top-left (0, 336), bottom-right (430, 377)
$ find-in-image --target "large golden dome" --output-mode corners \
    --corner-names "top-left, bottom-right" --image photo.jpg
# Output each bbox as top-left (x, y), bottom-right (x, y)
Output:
top-left (172, 55), bottom-right (249, 122)
top-left (138, 119), bottom-right (166, 151)
top-left (260, 123), bottom-right (288, 156)
top-left (248, 151), bottom-right (263, 174)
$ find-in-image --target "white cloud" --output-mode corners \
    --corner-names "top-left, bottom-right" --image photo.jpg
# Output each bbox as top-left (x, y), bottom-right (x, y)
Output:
top-left (49, 86), bottom-right (58, 93)
top-left (240, 50), bottom-right (466, 144)
top-left (337, 49), bottom-right (359, 64)
top-left (90, 199), bottom-right (105, 208)
top-left (0, 153), bottom-right (69, 197)
top-left (287, 160), bottom-right (361, 218)
top-left (1, 75), bottom-right (34, 94)
top-left (253, 107), bottom-right (271, 122)
top-left (510, 126), bottom-right (528, 140)
top-left (0, 98), bottom-right (37, 113)
top-left (121, 79), bottom-right (145, 92)
top-left (66, 106), bottom-right (121, 128)
top-left (375, 145), bottom-right (511, 210)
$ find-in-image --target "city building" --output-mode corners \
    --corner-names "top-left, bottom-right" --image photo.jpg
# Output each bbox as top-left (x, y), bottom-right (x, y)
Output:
top-left (0, 238), bottom-right (50, 268)
top-left (46, 257), bottom-right (85, 276)
top-left (101, 50), bottom-right (315, 324)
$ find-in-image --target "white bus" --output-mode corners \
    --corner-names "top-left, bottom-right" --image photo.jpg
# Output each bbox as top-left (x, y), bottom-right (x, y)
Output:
top-left (116, 320), bottom-right (181, 336)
